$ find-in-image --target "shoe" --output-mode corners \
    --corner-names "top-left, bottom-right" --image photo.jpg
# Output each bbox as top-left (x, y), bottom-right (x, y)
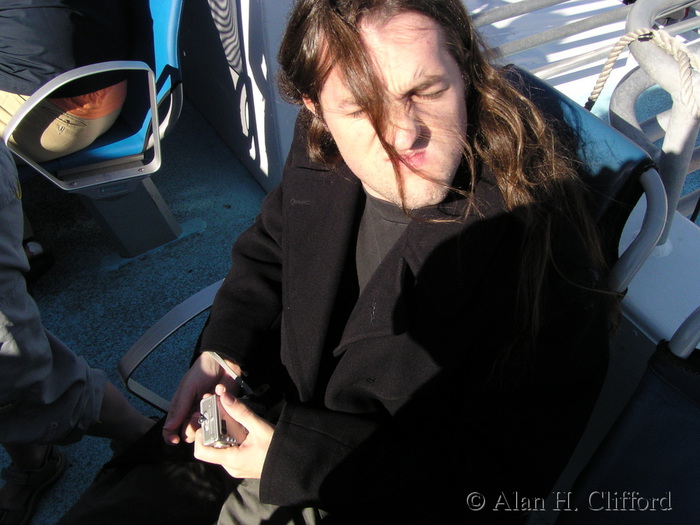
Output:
top-left (21, 239), bottom-right (54, 284)
top-left (0, 445), bottom-right (66, 525)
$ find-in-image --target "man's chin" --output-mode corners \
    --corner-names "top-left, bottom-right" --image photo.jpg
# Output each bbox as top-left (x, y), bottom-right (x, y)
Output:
top-left (402, 185), bottom-right (451, 210)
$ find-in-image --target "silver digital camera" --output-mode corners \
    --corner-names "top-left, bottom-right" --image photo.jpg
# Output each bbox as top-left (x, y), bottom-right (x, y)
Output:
top-left (199, 395), bottom-right (238, 448)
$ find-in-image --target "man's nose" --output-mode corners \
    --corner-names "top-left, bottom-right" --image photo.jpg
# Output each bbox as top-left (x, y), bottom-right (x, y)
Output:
top-left (390, 105), bottom-right (421, 152)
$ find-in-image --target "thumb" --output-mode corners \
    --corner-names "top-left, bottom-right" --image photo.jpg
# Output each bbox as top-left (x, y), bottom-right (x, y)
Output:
top-left (215, 384), bottom-right (260, 431)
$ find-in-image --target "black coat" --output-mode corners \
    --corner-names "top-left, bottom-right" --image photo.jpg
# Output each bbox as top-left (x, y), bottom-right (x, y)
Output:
top-left (201, 118), bottom-right (609, 523)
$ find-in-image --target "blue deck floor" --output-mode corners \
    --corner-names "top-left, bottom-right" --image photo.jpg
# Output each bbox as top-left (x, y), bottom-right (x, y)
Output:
top-left (2, 98), bottom-right (266, 524)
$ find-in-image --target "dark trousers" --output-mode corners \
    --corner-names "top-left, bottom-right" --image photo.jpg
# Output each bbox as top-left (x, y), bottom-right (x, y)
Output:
top-left (58, 420), bottom-right (325, 525)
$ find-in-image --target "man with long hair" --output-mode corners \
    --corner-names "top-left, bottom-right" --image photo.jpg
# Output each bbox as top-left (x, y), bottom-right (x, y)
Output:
top-left (163, 0), bottom-right (614, 523)
top-left (160, 1), bottom-right (615, 522)
top-left (61, 1), bottom-right (613, 523)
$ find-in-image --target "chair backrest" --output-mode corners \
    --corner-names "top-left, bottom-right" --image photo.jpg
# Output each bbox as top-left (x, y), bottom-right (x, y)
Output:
top-left (505, 66), bottom-right (667, 293)
top-left (39, 0), bottom-right (185, 176)
top-left (555, 303), bottom-right (700, 524)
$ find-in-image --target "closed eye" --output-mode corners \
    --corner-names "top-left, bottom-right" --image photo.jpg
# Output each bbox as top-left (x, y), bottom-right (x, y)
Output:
top-left (414, 88), bottom-right (447, 101)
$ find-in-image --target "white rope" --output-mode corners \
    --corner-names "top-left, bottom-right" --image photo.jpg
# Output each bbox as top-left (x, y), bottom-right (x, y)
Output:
top-left (585, 27), bottom-right (700, 118)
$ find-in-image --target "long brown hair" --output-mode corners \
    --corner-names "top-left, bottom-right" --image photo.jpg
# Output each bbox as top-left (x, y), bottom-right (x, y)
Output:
top-left (278, 0), bottom-right (618, 352)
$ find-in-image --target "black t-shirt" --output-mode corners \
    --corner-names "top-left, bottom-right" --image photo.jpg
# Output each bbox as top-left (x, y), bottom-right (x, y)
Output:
top-left (0, 0), bottom-right (132, 96)
top-left (355, 192), bottom-right (411, 292)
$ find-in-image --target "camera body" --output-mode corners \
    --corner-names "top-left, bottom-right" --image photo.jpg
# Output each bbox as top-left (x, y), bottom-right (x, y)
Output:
top-left (199, 395), bottom-right (238, 448)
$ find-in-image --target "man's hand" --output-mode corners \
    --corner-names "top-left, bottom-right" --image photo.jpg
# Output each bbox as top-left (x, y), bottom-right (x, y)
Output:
top-left (163, 352), bottom-right (241, 445)
top-left (194, 384), bottom-right (274, 479)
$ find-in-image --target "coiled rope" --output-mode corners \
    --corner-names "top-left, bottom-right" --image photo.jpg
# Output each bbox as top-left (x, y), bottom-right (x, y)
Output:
top-left (585, 26), bottom-right (700, 118)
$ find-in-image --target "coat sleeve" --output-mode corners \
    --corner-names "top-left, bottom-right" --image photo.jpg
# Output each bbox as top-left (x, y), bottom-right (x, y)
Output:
top-left (258, 360), bottom-right (484, 520)
top-left (198, 112), bottom-right (323, 372)
top-left (259, 402), bottom-right (382, 508)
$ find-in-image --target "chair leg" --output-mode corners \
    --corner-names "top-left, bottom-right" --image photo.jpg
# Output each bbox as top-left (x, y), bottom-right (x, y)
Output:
top-left (78, 177), bottom-right (182, 258)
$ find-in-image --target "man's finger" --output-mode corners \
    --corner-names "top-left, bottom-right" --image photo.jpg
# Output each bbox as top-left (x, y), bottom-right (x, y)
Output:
top-left (215, 385), bottom-right (260, 432)
top-left (162, 385), bottom-right (193, 445)
top-left (194, 428), bottom-right (241, 465)
top-left (183, 411), bottom-right (203, 443)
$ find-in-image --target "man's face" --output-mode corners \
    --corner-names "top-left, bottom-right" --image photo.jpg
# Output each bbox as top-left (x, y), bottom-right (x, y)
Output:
top-left (309, 11), bottom-right (468, 209)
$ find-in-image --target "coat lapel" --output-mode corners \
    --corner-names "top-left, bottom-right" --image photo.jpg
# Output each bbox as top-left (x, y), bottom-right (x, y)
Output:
top-left (282, 164), bottom-right (363, 400)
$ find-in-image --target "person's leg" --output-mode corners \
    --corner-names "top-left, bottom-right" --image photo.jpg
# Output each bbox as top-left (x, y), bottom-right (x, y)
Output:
top-left (0, 144), bottom-right (73, 442)
top-left (0, 141), bottom-right (152, 445)
top-left (0, 444), bottom-right (47, 472)
top-left (217, 479), bottom-right (326, 525)
top-left (0, 89), bottom-right (122, 163)
top-left (19, 108), bottom-right (121, 163)
top-left (0, 91), bottom-right (23, 136)
top-left (0, 141), bottom-right (152, 523)
top-left (88, 381), bottom-right (155, 447)
top-left (0, 144), bottom-right (66, 523)
top-left (57, 420), bottom-right (236, 525)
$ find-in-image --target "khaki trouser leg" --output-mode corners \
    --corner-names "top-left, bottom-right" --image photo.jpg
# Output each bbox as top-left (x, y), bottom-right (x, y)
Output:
top-left (0, 89), bottom-right (121, 163)
top-left (217, 479), bottom-right (327, 525)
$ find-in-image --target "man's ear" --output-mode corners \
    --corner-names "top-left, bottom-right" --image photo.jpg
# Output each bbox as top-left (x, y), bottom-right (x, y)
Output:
top-left (302, 97), bottom-right (317, 115)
